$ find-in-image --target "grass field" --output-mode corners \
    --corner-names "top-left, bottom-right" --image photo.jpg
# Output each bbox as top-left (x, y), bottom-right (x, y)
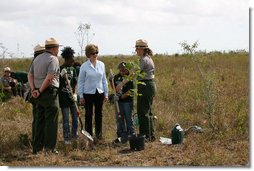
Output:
top-left (0, 51), bottom-right (249, 166)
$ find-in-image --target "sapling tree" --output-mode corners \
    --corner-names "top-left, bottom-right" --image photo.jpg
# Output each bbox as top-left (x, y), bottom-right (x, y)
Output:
top-left (179, 41), bottom-right (217, 130)
top-left (113, 60), bottom-right (146, 127)
top-left (124, 61), bottom-right (146, 97)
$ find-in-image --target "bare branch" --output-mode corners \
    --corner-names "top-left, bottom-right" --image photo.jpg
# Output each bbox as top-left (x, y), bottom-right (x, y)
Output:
top-left (74, 23), bottom-right (95, 57)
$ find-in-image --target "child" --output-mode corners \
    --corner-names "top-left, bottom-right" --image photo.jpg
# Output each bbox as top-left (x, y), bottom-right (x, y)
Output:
top-left (109, 62), bottom-right (135, 144)
top-left (59, 47), bottom-right (78, 144)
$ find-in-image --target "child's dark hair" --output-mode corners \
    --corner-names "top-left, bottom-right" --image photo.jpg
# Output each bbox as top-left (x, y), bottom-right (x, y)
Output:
top-left (61, 47), bottom-right (75, 59)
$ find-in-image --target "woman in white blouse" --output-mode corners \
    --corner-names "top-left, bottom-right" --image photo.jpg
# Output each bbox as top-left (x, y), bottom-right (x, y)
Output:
top-left (78, 44), bottom-right (108, 140)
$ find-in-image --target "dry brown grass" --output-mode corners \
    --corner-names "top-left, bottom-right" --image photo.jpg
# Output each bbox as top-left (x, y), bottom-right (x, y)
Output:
top-left (0, 52), bottom-right (249, 166)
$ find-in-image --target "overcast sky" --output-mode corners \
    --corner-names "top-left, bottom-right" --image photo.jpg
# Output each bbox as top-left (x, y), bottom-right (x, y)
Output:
top-left (0, 0), bottom-right (249, 57)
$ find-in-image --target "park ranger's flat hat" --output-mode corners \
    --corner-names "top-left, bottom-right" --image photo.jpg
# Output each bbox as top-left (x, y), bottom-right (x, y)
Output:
top-left (34, 43), bottom-right (45, 53)
top-left (4, 67), bottom-right (11, 72)
top-left (135, 39), bottom-right (149, 49)
top-left (45, 37), bottom-right (61, 48)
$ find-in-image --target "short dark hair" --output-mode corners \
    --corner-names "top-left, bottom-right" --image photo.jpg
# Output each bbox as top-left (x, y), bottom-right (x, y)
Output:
top-left (118, 62), bottom-right (126, 69)
top-left (61, 47), bottom-right (75, 59)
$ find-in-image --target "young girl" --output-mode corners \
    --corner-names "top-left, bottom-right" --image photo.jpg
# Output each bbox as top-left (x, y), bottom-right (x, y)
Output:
top-left (59, 47), bottom-right (78, 144)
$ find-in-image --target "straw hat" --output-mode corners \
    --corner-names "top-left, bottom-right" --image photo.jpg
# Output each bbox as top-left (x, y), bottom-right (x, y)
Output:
top-left (34, 43), bottom-right (45, 53)
top-left (45, 37), bottom-right (60, 48)
top-left (4, 67), bottom-right (11, 72)
top-left (135, 39), bottom-right (148, 49)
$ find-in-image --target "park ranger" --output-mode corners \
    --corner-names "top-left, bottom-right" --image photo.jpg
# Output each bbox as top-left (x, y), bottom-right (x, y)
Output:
top-left (135, 39), bottom-right (156, 142)
top-left (28, 37), bottom-right (60, 154)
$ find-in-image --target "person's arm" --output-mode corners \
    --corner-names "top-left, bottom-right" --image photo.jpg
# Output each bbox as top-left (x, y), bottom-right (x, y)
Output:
top-left (30, 73), bottom-right (54, 98)
top-left (108, 73), bottom-right (114, 90)
top-left (120, 81), bottom-right (133, 99)
top-left (70, 67), bottom-right (78, 94)
top-left (78, 65), bottom-right (85, 104)
top-left (115, 79), bottom-right (129, 93)
top-left (38, 57), bottom-right (59, 94)
top-left (36, 57), bottom-right (58, 96)
top-left (120, 90), bottom-right (131, 99)
top-left (102, 64), bottom-right (108, 99)
top-left (71, 67), bottom-right (78, 101)
top-left (28, 72), bottom-right (40, 98)
top-left (28, 72), bottom-right (35, 92)
top-left (38, 73), bottom-right (54, 93)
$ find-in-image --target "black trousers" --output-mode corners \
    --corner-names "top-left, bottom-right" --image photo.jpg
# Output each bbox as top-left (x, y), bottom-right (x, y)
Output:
top-left (137, 80), bottom-right (156, 139)
top-left (83, 90), bottom-right (104, 139)
top-left (33, 86), bottom-right (59, 151)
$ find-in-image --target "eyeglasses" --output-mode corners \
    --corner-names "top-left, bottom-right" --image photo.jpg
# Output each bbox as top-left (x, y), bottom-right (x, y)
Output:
top-left (91, 52), bottom-right (98, 55)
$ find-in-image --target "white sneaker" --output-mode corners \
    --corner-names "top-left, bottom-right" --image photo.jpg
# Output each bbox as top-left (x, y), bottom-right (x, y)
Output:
top-left (64, 140), bottom-right (71, 145)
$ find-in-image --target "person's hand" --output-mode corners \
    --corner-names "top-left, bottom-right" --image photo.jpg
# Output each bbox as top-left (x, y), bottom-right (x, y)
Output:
top-left (31, 89), bottom-right (40, 99)
top-left (104, 96), bottom-right (108, 102)
top-left (122, 90), bottom-right (132, 99)
top-left (80, 97), bottom-right (85, 105)
top-left (116, 83), bottom-right (123, 92)
top-left (73, 93), bottom-right (77, 101)
top-left (60, 68), bottom-right (67, 77)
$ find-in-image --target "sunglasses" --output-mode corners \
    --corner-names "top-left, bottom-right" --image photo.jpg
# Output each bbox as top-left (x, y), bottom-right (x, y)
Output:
top-left (91, 52), bottom-right (99, 55)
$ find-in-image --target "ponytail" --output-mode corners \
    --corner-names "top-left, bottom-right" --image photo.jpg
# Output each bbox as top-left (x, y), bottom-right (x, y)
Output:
top-left (144, 48), bottom-right (153, 56)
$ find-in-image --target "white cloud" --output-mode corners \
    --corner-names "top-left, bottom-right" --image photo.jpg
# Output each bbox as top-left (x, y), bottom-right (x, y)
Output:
top-left (0, 21), bottom-right (33, 39)
top-left (0, 0), bottom-right (249, 57)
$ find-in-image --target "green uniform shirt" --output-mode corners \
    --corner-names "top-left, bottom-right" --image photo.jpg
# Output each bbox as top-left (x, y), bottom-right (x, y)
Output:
top-left (58, 64), bottom-right (77, 108)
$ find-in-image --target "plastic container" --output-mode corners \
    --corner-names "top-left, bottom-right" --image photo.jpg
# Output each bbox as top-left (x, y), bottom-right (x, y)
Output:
top-left (171, 123), bottom-right (184, 144)
top-left (129, 134), bottom-right (145, 151)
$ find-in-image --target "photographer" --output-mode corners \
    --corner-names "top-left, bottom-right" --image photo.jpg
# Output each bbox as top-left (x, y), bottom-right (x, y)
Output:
top-left (0, 67), bottom-right (17, 100)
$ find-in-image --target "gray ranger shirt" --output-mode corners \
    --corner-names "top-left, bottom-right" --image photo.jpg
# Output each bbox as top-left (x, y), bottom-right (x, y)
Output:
top-left (29, 52), bottom-right (60, 88)
top-left (139, 55), bottom-right (155, 80)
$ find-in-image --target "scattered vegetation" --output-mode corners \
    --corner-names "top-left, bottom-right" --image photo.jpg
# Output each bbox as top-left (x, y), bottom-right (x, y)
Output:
top-left (0, 50), bottom-right (249, 166)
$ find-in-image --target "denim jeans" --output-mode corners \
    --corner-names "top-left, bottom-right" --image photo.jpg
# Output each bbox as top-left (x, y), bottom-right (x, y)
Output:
top-left (61, 105), bottom-right (78, 141)
top-left (116, 101), bottom-right (135, 137)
